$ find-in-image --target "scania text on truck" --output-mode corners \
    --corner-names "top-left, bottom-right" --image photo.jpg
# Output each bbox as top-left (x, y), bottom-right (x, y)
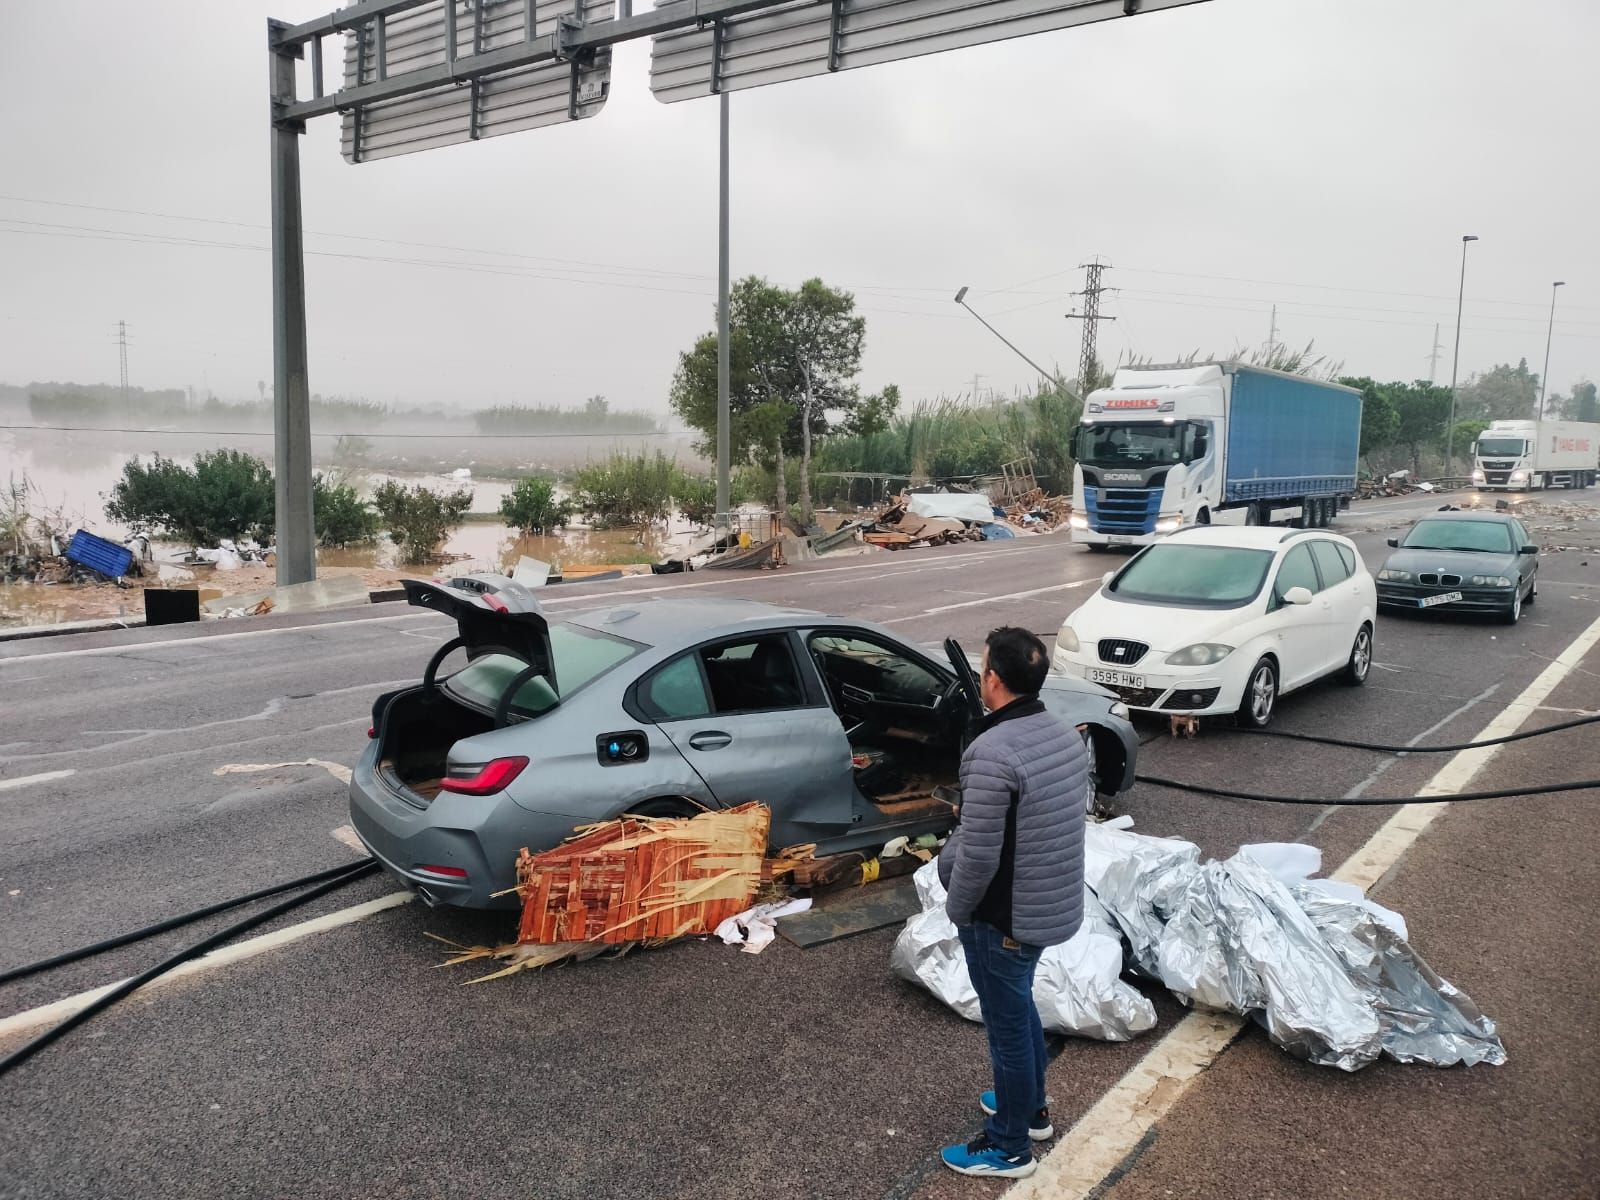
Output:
top-left (1068, 363), bottom-right (1362, 548)
top-left (1471, 419), bottom-right (1598, 491)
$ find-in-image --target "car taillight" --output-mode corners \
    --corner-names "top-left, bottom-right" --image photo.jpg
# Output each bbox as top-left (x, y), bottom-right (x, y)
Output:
top-left (417, 864), bottom-right (468, 879)
top-left (367, 726), bottom-right (376, 739)
top-left (439, 755), bottom-right (529, 796)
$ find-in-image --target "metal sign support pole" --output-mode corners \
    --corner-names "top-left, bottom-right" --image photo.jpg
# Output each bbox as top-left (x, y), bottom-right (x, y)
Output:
top-left (715, 89), bottom-right (731, 532)
top-left (269, 22), bottom-right (317, 585)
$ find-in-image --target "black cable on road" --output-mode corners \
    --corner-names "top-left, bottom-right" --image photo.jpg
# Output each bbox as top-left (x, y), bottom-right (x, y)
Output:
top-left (0, 859), bottom-right (380, 1080)
top-left (1226, 711), bottom-right (1600, 755)
top-left (0, 860), bottom-right (371, 987)
top-left (1135, 774), bottom-right (1600, 806)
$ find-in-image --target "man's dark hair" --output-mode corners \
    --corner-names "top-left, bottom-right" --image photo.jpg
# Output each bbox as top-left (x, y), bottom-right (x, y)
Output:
top-left (985, 626), bottom-right (1049, 697)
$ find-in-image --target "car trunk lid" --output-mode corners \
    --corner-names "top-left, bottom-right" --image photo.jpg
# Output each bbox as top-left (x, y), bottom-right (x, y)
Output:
top-left (402, 575), bottom-right (555, 686)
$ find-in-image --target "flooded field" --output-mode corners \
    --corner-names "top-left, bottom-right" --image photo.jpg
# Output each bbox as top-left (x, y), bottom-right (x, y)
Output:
top-left (1, 426), bottom-right (706, 627)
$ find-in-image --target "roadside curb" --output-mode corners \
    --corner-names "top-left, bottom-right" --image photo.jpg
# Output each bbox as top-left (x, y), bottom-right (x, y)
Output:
top-left (0, 616), bottom-right (146, 643)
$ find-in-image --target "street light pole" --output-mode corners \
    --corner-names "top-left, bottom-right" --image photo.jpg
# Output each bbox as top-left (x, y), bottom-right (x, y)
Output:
top-left (714, 91), bottom-right (731, 533)
top-left (1444, 235), bottom-right (1478, 481)
top-left (952, 287), bottom-right (1070, 394)
top-left (1539, 281), bottom-right (1566, 418)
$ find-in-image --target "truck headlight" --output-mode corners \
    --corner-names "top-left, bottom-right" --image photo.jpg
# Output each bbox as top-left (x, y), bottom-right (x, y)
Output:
top-left (1154, 516), bottom-right (1182, 534)
top-left (1470, 575), bottom-right (1513, 587)
top-left (1057, 625), bottom-right (1081, 653)
top-left (1377, 568), bottom-right (1412, 582)
top-left (1165, 643), bottom-right (1232, 666)
top-left (1069, 515), bottom-right (1088, 530)
top-left (1471, 470), bottom-right (1485, 483)
top-left (1510, 471), bottom-right (1528, 481)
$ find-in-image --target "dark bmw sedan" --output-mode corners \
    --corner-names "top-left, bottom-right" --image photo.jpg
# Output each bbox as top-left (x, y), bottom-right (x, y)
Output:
top-left (1375, 512), bottom-right (1539, 624)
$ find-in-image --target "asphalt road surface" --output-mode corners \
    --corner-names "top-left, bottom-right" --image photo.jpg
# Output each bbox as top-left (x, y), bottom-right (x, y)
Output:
top-left (2, 490), bottom-right (1598, 1200)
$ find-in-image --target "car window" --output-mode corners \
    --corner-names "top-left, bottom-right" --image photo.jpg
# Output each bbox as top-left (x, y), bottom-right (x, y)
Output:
top-left (442, 623), bottom-right (641, 717)
top-left (636, 654), bottom-right (712, 721)
top-left (1309, 539), bottom-right (1350, 587)
top-left (1273, 544), bottom-right (1321, 605)
top-left (1337, 543), bottom-right (1357, 575)
top-left (808, 632), bottom-right (945, 706)
top-left (700, 635), bottom-right (806, 713)
top-left (1401, 519), bottom-right (1514, 553)
top-left (1109, 544), bottom-right (1275, 607)
top-left (1511, 519), bottom-right (1531, 547)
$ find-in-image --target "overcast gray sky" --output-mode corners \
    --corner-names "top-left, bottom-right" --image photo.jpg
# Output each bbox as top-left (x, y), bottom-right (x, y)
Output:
top-left (1, 0), bottom-right (1595, 417)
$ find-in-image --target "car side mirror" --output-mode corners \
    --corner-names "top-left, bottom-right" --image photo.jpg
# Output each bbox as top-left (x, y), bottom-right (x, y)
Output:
top-left (1386, 537), bottom-right (1399, 548)
top-left (1520, 544), bottom-right (1539, 556)
top-left (1283, 586), bottom-right (1314, 606)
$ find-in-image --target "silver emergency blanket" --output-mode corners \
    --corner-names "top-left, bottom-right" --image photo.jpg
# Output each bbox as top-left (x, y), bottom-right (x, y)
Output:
top-left (888, 859), bottom-right (1158, 1041)
top-left (891, 820), bottom-right (1505, 1069)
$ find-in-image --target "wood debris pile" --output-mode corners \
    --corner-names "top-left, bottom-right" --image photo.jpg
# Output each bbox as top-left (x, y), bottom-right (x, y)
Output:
top-left (1004, 489), bottom-right (1071, 529)
top-left (433, 803), bottom-right (770, 981)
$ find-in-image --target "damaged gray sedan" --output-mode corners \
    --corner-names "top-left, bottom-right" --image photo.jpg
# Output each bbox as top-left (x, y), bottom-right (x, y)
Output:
top-left (350, 576), bottom-right (1139, 908)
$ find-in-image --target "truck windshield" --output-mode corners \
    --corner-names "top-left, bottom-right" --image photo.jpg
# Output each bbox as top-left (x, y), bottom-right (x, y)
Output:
top-left (1110, 545), bottom-right (1274, 607)
top-left (1077, 421), bottom-right (1197, 467)
top-left (1476, 438), bottom-right (1527, 457)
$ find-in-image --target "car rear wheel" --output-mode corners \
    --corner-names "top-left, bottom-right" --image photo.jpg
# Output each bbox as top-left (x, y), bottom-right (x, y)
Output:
top-left (1236, 657), bottom-right (1278, 728)
top-left (625, 797), bottom-right (704, 820)
top-left (1341, 623), bottom-right (1372, 686)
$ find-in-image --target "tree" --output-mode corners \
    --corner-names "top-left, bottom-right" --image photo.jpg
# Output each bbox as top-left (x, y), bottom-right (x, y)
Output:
top-left (668, 275), bottom-right (877, 522)
top-left (842, 383), bottom-right (901, 438)
top-left (500, 476), bottom-right (572, 534)
top-left (1339, 376), bottom-right (1401, 458)
top-left (1555, 379), bottom-right (1598, 422)
top-left (105, 450), bottom-right (275, 546)
top-left (1446, 419), bottom-right (1490, 464)
top-left (1455, 359), bottom-right (1539, 422)
top-left (1388, 381), bottom-right (1455, 475)
top-left (371, 480), bottom-right (473, 563)
top-left (312, 475), bottom-right (380, 547)
top-left (584, 394), bottom-right (610, 418)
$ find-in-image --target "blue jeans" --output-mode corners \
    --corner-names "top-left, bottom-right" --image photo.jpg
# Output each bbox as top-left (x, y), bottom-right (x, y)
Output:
top-left (958, 921), bottom-right (1047, 1157)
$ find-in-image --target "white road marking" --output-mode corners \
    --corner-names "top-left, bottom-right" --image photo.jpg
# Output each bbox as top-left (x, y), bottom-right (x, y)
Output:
top-left (1011, 608), bottom-right (1600, 1200)
top-left (214, 759), bottom-right (353, 785)
top-left (0, 612), bottom-right (441, 663)
top-left (329, 824), bottom-right (369, 856)
top-left (0, 770), bottom-right (75, 793)
top-left (881, 580), bottom-right (1092, 623)
top-left (0, 892), bottom-right (411, 1042)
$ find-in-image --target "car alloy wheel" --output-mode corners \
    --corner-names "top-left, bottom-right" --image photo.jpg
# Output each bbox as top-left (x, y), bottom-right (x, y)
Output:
top-left (1238, 658), bottom-right (1277, 728)
top-left (1080, 730), bottom-right (1099, 815)
top-left (1343, 625), bottom-right (1372, 685)
top-left (1502, 589), bottom-right (1522, 625)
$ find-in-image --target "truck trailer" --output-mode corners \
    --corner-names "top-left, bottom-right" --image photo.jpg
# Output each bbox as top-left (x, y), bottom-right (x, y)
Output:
top-left (1069, 362), bottom-right (1362, 548)
top-left (1471, 419), bottom-right (1598, 491)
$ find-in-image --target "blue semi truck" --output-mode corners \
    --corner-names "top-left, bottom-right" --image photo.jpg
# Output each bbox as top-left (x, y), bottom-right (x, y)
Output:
top-left (1068, 362), bottom-right (1363, 547)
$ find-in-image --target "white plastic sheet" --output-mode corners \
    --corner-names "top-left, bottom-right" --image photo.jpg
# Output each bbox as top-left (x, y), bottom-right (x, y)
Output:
top-left (905, 492), bottom-right (996, 524)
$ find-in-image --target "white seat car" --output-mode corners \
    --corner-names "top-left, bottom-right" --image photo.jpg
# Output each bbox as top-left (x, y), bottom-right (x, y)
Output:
top-left (1052, 526), bottom-right (1377, 727)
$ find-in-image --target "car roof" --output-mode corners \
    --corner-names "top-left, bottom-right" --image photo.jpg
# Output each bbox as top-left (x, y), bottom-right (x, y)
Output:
top-left (1160, 526), bottom-right (1352, 550)
top-left (562, 597), bottom-right (825, 646)
top-left (1406, 510), bottom-right (1519, 523)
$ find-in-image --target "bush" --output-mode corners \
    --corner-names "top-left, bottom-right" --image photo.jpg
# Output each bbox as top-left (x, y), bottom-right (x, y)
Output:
top-left (105, 450), bottom-right (275, 546)
top-left (499, 476), bottom-right (572, 534)
top-left (673, 472), bottom-right (718, 527)
top-left (313, 475), bottom-right (380, 547)
top-left (371, 479), bottom-right (473, 563)
top-left (571, 451), bottom-right (680, 529)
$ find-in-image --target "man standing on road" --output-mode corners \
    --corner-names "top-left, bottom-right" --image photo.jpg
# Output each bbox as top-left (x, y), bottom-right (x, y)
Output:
top-left (937, 626), bottom-right (1089, 1180)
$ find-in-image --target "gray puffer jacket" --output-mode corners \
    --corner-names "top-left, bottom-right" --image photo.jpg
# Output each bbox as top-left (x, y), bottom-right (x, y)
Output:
top-left (937, 697), bottom-right (1088, 947)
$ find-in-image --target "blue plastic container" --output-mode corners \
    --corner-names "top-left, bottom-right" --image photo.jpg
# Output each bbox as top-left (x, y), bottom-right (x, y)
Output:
top-left (65, 529), bottom-right (134, 579)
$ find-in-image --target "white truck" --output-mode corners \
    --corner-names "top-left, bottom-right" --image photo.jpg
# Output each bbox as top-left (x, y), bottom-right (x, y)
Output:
top-left (1068, 363), bottom-right (1362, 548)
top-left (1471, 419), bottom-right (1598, 491)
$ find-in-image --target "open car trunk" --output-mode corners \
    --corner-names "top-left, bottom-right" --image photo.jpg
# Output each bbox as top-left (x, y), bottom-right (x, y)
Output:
top-left (372, 576), bottom-right (554, 808)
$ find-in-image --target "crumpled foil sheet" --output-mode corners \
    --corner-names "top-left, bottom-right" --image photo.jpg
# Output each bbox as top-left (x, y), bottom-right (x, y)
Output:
top-left (891, 822), bottom-right (1505, 1069)
top-left (889, 861), bottom-right (1158, 1042)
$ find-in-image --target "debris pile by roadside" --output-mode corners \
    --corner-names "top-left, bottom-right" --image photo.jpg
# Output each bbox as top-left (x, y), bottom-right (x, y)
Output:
top-left (818, 485), bottom-right (1071, 554)
top-left (893, 817), bottom-right (1506, 1069)
top-left (434, 803), bottom-right (772, 981)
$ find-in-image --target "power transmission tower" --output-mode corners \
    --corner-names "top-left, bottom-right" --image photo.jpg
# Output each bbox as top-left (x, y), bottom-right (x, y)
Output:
top-left (117, 320), bottom-right (131, 418)
top-left (1065, 258), bottom-right (1115, 394)
top-left (1426, 323), bottom-right (1444, 383)
top-left (1268, 305), bottom-right (1278, 353)
top-left (969, 373), bottom-right (986, 403)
